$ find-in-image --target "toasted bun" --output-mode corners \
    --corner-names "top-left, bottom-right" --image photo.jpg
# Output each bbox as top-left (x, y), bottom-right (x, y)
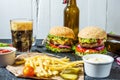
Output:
top-left (49, 26), bottom-right (75, 39)
top-left (78, 26), bottom-right (107, 39)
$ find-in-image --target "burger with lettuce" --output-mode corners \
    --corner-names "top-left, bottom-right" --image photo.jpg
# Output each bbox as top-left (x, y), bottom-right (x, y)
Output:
top-left (75, 26), bottom-right (107, 56)
top-left (46, 26), bottom-right (75, 52)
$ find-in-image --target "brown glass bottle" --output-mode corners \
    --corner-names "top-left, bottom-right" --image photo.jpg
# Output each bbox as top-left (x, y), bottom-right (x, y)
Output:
top-left (64, 0), bottom-right (79, 40)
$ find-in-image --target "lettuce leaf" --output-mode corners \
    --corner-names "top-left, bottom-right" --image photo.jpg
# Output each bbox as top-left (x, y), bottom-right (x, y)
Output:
top-left (79, 38), bottom-right (97, 43)
top-left (0, 43), bottom-right (11, 47)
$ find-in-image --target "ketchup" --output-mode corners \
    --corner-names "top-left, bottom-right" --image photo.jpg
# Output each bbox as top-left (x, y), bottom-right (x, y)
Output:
top-left (0, 49), bottom-right (12, 54)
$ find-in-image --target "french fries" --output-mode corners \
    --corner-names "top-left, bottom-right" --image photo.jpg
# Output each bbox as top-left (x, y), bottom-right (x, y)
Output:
top-left (24, 55), bottom-right (83, 78)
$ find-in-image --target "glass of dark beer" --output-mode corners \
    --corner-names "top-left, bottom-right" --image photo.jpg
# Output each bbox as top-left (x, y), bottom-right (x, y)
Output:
top-left (10, 19), bottom-right (33, 53)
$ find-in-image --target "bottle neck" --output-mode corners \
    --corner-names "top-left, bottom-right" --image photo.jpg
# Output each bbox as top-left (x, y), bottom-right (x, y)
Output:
top-left (67, 0), bottom-right (77, 6)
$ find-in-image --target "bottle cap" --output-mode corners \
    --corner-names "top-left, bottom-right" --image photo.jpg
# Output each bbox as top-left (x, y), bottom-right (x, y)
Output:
top-left (63, 0), bottom-right (67, 4)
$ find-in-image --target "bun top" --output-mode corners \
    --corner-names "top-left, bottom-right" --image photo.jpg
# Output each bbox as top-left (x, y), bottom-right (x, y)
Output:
top-left (78, 26), bottom-right (107, 39)
top-left (49, 26), bottom-right (75, 39)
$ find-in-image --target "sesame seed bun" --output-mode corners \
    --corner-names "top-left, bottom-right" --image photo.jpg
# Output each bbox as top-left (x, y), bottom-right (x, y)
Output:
top-left (49, 26), bottom-right (75, 39)
top-left (78, 26), bottom-right (107, 39)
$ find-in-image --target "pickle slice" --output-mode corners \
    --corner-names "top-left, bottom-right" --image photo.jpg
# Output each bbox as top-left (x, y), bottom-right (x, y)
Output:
top-left (62, 68), bottom-right (81, 74)
top-left (60, 73), bottom-right (78, 80)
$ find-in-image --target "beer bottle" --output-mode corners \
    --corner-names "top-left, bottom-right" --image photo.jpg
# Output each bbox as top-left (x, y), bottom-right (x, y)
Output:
top-left (63, 0), bottom-right (79, 40)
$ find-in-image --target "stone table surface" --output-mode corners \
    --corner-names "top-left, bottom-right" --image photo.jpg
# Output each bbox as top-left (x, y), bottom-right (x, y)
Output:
top-left (0, 39), bottom-right (120, 80)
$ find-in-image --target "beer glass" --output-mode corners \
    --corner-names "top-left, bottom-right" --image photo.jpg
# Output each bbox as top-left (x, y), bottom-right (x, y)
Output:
top-left (10, 19), bottom-right (33, 53)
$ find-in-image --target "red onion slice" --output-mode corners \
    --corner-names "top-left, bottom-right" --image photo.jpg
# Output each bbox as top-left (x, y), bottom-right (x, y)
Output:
top-left (95, 46), bottom-right (104, 51)
top-left (77, 44), bottom-right (81, 48)
top-left (58, 45), bottom-right (71, 48)
top-left (116, 57), bottom-right (120, 65)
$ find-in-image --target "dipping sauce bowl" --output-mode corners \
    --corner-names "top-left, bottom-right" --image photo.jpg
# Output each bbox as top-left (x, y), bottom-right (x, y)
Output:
top-left (83, 54), bottom-right (114, 78)
top-left (0, 47), bottom-right (16, 67)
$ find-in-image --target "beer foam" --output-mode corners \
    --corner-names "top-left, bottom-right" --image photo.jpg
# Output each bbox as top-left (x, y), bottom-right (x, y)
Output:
top-left (11, 21), bottom-right (33, 31)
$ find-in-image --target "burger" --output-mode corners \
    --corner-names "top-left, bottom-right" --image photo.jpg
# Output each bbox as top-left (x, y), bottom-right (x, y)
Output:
top-left (46, 26), bottom-right (75, 52)
top-left (75, 26), bottom-right (107, 56)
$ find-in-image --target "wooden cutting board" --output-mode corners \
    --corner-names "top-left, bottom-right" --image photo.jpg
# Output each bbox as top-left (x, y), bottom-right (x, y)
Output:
top-left (6, 53), bottom-right (84, 80)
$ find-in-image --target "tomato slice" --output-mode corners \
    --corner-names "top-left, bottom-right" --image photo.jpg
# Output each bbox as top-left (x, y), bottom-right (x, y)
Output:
top-left (76, 46), bottom-right (97, 53)
top-left (23, 66), bottom-right (35, 77)
top-left (0, 49), bottom-right (12, 53)
top-left (87, 49), bottom-right (97, 53)
top-left (50, 43), bottom-right (58, 48)
top-left (76, 46), bottom-right (86, 52)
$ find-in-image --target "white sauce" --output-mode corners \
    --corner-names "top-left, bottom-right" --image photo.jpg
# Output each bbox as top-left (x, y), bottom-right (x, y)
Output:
top-left (86, 57), bottom-right (108, 63)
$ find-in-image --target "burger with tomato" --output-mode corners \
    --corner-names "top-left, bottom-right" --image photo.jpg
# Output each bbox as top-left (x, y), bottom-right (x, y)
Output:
top-left (75, 26), bottom-right (107, 56)
top-left (46, 26), bottom-right (75, 52)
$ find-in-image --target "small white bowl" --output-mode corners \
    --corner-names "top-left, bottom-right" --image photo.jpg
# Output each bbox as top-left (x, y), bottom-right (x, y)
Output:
top-left (82, 54), bottom-right (114, 78)
top-left (0, 47), bottom-right (16, 67)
